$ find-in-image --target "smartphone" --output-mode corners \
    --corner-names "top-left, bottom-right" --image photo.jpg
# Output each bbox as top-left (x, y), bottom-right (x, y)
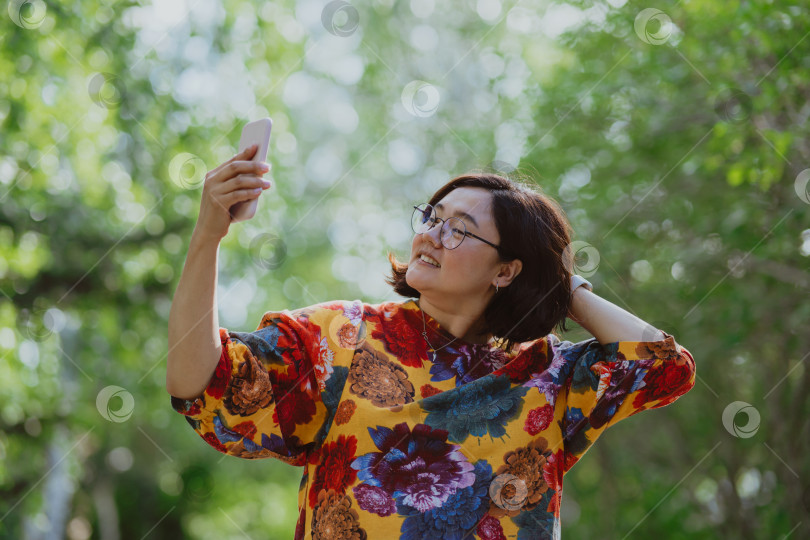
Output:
top-left (229, 117), bottom-right (273, 223)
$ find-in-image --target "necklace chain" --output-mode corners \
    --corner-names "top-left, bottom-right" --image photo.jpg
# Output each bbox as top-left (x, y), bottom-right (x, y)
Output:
top-left (418, 301), bottom-right (459, 360)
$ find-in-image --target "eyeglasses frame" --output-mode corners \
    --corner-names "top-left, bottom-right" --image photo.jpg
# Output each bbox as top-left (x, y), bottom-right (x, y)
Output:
top-left (411, 203), bottom-right (501, 250)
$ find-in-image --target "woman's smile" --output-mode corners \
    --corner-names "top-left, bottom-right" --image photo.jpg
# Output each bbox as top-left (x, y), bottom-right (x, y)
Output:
top-left (417, 254), bottom-right (441, 268)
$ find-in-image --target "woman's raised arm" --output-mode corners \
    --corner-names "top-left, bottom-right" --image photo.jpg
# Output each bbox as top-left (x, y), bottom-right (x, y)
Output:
top-left (166, 144), bottom-right (272, 399)
top-left (166, 232), bottom-right (222, 400)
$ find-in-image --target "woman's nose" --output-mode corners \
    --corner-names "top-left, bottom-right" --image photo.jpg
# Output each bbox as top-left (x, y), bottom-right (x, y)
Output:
top-left (423, 223), bottom-right (443, 247)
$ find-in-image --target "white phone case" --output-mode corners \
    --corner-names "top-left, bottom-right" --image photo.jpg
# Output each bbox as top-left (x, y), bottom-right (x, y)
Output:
top-left (230, 117), bottom-right (273, 223)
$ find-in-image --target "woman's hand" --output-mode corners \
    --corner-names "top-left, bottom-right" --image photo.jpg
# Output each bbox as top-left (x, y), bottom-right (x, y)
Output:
top-left (192, 144), bottom-right (272, 244)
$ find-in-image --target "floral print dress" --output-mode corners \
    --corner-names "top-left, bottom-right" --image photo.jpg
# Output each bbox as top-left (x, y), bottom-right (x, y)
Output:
top-left (170, 298), bottom-right (696, 540)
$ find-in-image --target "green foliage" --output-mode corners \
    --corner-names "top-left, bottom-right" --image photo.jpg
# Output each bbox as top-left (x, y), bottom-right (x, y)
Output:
top-left (1, 0), bottom-right (808, 538)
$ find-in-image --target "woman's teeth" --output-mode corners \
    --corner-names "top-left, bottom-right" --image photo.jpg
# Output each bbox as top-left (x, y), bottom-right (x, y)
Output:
top-left (420, 255), bottom-right (440, 267)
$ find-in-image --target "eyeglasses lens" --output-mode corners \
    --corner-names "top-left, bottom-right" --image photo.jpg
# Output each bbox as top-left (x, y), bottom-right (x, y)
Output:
top-left (411, 204), bottom-right (466, 249)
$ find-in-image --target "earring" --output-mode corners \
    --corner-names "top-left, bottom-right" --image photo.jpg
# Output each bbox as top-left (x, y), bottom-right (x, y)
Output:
top-left (495, 283), bottom-right (499, 293)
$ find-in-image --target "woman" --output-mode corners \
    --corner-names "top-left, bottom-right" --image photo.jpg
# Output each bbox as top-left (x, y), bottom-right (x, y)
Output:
top-left (167, 145), bottom-right (697, 539)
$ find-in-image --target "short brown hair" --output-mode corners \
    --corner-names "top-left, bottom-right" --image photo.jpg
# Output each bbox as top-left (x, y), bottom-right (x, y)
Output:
top-left (385, 172), bottom-right (575, 353)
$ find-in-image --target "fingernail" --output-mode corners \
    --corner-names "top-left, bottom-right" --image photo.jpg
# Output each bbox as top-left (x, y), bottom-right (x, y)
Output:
top-left (262, 180), bottom-right (271, 187)
top-left (259, 163), bottom-right (270, 171)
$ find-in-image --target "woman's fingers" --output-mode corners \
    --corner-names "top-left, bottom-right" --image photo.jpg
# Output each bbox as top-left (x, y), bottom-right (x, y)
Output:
top-left (207, 159), bottom-right (270, 187)
top-left (208, 144), bottom-right (258, 176)
top-left (226, 173), bottom-right (272, 191)
top-left (225, 186), bottom-right (265, 205)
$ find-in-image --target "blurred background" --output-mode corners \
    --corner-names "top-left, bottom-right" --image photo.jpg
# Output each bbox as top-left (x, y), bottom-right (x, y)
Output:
top-left (1, 0), bottom-right (808, 538)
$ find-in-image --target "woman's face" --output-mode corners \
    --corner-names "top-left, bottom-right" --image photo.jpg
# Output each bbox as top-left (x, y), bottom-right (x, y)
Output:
top-left (406, 187), bottom-right (506, 301)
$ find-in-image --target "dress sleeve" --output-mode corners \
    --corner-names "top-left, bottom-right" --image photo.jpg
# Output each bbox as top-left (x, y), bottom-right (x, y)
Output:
top-left (169, 299), bottom-right (364, 465)
top-left (556, 330), bottom-right (696, 471)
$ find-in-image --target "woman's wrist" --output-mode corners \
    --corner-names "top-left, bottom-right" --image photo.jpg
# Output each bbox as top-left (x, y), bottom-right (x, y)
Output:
top-left (570, 274), bottom-right (593, 294)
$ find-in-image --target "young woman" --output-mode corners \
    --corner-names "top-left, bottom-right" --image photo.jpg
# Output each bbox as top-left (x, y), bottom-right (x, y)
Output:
top-left (167, 145), bottom-right (696, 540)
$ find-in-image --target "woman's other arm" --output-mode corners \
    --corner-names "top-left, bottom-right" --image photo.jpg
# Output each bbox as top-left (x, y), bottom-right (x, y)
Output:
top-left (567, 287), bottom-right (667, 345)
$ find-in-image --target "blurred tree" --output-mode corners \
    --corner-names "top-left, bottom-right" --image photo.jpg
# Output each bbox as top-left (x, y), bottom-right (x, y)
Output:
top-left (0, 0), bottom-right (807, 538)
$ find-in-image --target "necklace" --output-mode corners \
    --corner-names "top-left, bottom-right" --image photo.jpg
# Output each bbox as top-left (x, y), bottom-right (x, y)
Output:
top-left (418, 301), bottom-right (459, 362)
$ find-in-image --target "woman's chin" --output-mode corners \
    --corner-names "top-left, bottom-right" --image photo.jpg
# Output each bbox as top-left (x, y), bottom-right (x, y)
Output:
top-left (405, 268), bottom-right (429, 292)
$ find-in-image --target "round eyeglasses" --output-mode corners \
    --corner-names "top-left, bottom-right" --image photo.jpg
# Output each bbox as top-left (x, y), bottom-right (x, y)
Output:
top-left (411, 203), bottom-right (500, 250)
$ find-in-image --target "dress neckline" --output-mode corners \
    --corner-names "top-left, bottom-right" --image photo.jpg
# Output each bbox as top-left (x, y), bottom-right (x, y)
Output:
top-left (402, 298), bottom-right (497, 351)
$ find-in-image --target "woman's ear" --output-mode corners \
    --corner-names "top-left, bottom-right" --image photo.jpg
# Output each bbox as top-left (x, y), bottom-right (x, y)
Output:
top-left (497, 259), bottom-right (522, 286)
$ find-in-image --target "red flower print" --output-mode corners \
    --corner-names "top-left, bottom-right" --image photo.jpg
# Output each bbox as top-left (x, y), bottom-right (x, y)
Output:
top-left (209, 329), bottom-right (235, 400)
top-left (173, 398), bottom-right (201, 416)
top-left (294, 507), bottom-right (305, 540)
top-left (632, 356), bottom-right (694, 409)
top-left (543, 449), bottom-right (564, 493)
top-left (308, 435), bottom-right (359, 508)
top-left (493, 342), bottom-right (548, 383)
top-left (230, 421), bottom-right (257, 440)
top-left (561, 450), bottom-right (579, 473)
top-left (276, 315), bottom-right (329, 395)
top-left (420, 384), bottom-right (442, 398)
top-left (368, 306), bottom-right (427, 368)
top-left (477, 513), bottom-right (506, 540)
top-left (202, 432), bottom-right (227, 453)
top-left (546, 490), bottom-right (561, 515)
top-left (524, 404), bottom-right (554, 435)
top-left (272, 370), bottom-right (317, 436)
